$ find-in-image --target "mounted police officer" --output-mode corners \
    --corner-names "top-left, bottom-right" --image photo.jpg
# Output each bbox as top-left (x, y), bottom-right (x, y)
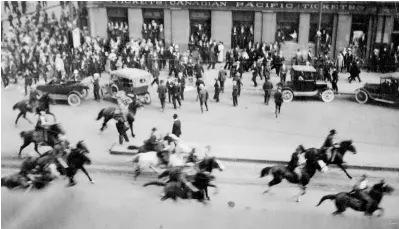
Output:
top-left (29, 85), bottom-right (41, 114)
top-left (292, 145), bottom-right (307, 180)
top-left (115, 91), bottom-right (132, 130)
top-left (348, 174), bottom-right (373, 215)
top-left (321, 129), bottom-right (338, 162)
top-left (36, 110), bottom-right (49, 144)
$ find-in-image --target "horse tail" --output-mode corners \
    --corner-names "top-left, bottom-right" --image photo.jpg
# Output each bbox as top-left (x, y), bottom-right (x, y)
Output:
top-left (259, 166), bottom-right (273, 178)
top-left (316, 194), bottom-right (336, 207)
top-left (20, 131), bottom-right (26, 138)
top-left (96, 109), bottom-right (105, 120)
top-left (143, 181), bottom-right (166, 187)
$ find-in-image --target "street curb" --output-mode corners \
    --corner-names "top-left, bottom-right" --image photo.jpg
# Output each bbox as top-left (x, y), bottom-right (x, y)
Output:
top-left (108, 151), bottom-right (399, 172)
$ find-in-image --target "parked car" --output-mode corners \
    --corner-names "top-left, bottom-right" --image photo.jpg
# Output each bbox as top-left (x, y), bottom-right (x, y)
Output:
top-left (355, 72), bottom-right (399, 104)
top-left (36, 80), bottom-right (90, 106)
top-left (280, 65), bottom-right (335, 103)
top-left (101, 68), bottom-right (152, 104)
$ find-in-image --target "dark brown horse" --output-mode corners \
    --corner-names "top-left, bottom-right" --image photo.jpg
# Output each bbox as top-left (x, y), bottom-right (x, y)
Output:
top-left (13, 93), bottom-right (56, 125)
top-left (19, 123), bottom-right (66, 158)
top-left (259, 150), bottom-right (328, 202)
top-left (316, 181), bottom-right (394, 216)
top-left (308, 140), bottom-right (357, 179)
top-left (96, 99), bottom-right (143, 137)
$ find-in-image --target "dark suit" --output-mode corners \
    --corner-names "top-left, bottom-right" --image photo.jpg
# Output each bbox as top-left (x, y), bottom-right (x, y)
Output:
top-left (172, 119), bottom-right (181, 137)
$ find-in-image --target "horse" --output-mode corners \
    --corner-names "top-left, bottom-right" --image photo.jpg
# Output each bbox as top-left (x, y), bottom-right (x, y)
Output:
top-left (96, 99), bottom-right (143, 138)
top-left (19, 123), bottom-right (66, 158)
top-left (308, 140), bottom-right (357, 179)
top-left (130, 148), bottom-right (188, 179)
top-left (66, 140), bottom-right (94, 186)
top-left (197, 156), bottom-right (225, 200)
top-left (13, 93), bottom-right (56, 125)
top-left (316, 181), bottom-right (394, 216)
top-left (259, 150), bottom-right (328, 202)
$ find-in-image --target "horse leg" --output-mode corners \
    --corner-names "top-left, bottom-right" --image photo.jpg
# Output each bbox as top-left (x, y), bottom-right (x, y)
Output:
top-left (338, 164), bottom-right (352, 180)
top-left (34, 143), bottom-right (41, 156)
top-left (134, 166), bottom-right (141, 180)
top-left (22, 113), bottom-right (33, 125)
top-left (263, 176), bottom-right (282, 194)
top-left (129, 120), bottom-right (135, 138)
top-left (15, 112), bottom-right (24, 126)
top-left (80, 166), bottom-right (94, 183)
top-left (296, 185), bottom-right (307, 202)
top-left (100, 118), bottom-right (109, 133)
top-left (376, 207), bottom-right (384, 217)
top-left (19, 140), bottom-right (32, 158)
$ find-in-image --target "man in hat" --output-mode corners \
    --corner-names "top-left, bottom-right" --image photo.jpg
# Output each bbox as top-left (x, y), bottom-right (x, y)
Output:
top-left (29, 84), bottom-right (41, 113)
top-left (36, 110), bottom-right (49, 143)
top-left (291, 145), bottom-right (307, 180)
top-left (92, 73), bottom-right (100, 102)
top-left (232, 80), bottom-right (239, 107)
top-left (218, 65), bottom-right (227, 93)
top-left (171, 80), bottom-right (181, 110)
top-left (263, 78), bottom-right (274, 105)
top-left (321, 129), bottom-right (338, 162)
top-left (331, 66), bottom-right (339, 93)
top-left (274, 87), bottom-right (283, 118)
top-left (348, 174), bottom-right (373, 215)
top-left (24, 68), bottom-right (33, 96)
top-left (116, 117), bottom-right (129, 145)
top-left (157, 80), bottom-right (167, 112)
top-left (172, 114), bottom-right (181, 137)
top-left (198, 84), bottom-right (209, 113)
top-left (72, 69), bottom-right (80, 81)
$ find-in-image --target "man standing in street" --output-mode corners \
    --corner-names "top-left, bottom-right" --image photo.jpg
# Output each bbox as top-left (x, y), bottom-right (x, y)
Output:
top-left (116, 117), bottom-right (129, 145)
top-left (213, 78), bottom-right (220, 103)
top-left (92, 73), bottom-right (101, 102)
top-left (157, 80), bottom-right (167, 112)
top-left (196, 77), bottom-right (205, 101)
top-left (263, 78), bottom-right (273, 105)
top-left (172, 80), bottom-right (182, 110)
top-left (233, 73), bottom-right (243, 97)
top-left (199, 84), bottom-right (209, 113)
top-left (218, 66), bottom-right (227, 93)
top-left (172, 114), bottom-right (181, 138)
top-left (331, 66), bottom-right (339, 93)
top-left (177, 72), bottom-right (185, 101)
top-left (274, 87), bottom-right (283, 118)
top-left (232, 80), bottom-right (239, 107)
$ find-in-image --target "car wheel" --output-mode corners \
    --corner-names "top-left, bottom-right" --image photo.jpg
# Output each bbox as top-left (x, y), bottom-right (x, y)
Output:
top-left (355, 90), bottom-right (368, 104)
top-left (143, 92), bottom-right (151, 104)
top-left (321, 89), bottom-right (335, 103)
top-left (67, 93), bottom-right (81, 106)
top-left (282, 90), bottom-right (294, 103)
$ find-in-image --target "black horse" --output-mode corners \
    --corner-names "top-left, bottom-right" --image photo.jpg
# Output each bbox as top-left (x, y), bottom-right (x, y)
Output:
top-left (197, 157), bottom-right (224, 200)
top-left (316, 181), bottom-right (394, 216)
top-left (260, 150), bottom-right (328, 202)
top-left (19, 123), bottom-right (66, 158)
top-left (96, 100), bottom-right (143, 138)
top-left (13, 93), bottom-right (56, 125)
top-left (66, 140), bottom-right (94, 186)
top-left (308, 140), bottom-right (357, 179)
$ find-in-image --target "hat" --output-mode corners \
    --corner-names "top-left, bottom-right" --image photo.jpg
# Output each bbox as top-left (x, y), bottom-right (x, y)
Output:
top-left (152, 127), bottom-right (157, 131)
top-left (173, 114), bottom-right (178, 119)
top-left (330, 129), bottom-right (336, 134)
top-left (361, 174), bottom-right (367, 178)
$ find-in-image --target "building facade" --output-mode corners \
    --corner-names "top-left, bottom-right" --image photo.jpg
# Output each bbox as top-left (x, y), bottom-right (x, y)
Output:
top-left (88, 1), bottom-right (398, 59)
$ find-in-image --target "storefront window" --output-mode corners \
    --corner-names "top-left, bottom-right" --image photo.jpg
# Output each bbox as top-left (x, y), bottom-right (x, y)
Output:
top-left (107, 8), bottom-right (128, 44)
top-left (142, 9), bottom-right (164, 45)
top-left (351, 15), bottom-right (369, 59)
top-left (232, 11), bottom-right (254, 49)
top-left (277, 12), bottom-right (299, 43)
top-left (189, 10), bottom-right (211, 50)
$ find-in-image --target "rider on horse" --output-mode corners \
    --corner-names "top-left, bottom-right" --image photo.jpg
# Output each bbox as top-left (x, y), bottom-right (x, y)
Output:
top-left (321, 129), bottom-right (338, 163)
top-left (348, 174), bottom-right (373, 215)
top-left (116, 91), bottom-right (133, 129)
top-left (36, 111), bottom-right (49, 143)
top-left (291, 145), bottom-right (307, 180)
top-left (163, 133), bottom-right (179, 154)
top-left (29, 85), bottom-right (40, 113)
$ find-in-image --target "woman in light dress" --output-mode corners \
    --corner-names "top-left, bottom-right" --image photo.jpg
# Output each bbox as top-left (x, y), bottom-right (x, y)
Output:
top-left (217, 42), bottom-right (224, 63)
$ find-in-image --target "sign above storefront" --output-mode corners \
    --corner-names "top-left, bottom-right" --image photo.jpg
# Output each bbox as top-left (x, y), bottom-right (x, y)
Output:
top-left (100, 1), bottom-right (394, 14)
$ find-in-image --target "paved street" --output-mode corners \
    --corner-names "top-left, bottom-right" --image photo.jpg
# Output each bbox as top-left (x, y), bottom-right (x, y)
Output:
top-left (2, 167), bottom-right (399, 229)
top-left (2, 66), bottom-right (399, 168)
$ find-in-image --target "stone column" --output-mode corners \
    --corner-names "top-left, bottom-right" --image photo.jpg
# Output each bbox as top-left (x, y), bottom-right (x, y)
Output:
top-left (331, 14), bottom-right (338, 58)
top-left (163, 9), bottom-right (172, 47)
top-left (211, 10), bottom-right (232, 49)
top-left (375, 15), bottom-right (384, 43)
top-left (298, 13), bottom-right (310, 46)
top-left (262, 11), bottom-right (276, 44)
top-left (383, 16), bottom-right (394, 44)
top-left (128, 8), bottom-right (143, 40)
top-left (254, 11), bottom-right (262, 43)
top-left (335, 13), bottom-right (352, 57)
top-left (171, 9), bottom-right (190, 52)
top-left (88, 7), bottom-right (108, 38)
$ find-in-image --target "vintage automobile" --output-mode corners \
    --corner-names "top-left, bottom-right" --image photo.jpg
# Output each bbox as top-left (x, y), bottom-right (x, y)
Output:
top-left (36, 80), bottom-right (90, 106)
top-left (355, 72), bottom-right (399, 104)
top-left (101, 68), bottom-right (152, 104)
top-left (281, 65), bottom-right (335, 103)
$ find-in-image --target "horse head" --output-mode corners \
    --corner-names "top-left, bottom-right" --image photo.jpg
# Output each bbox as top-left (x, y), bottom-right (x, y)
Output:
top-left (340, 140), bottom-right (356, 155)
top-left (76, 140), bottom-right (90, 154)
top-left (128, 98), bottom-right (144, 114)
top-left (369, 181), bottom-right (395, 204)
top-left (40, 93), bottom-right (56, 106)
